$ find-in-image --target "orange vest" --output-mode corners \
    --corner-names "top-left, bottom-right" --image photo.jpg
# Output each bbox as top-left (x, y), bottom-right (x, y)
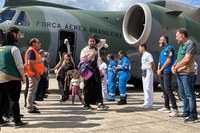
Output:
top-left (25, 47), bottom-right (44, 76)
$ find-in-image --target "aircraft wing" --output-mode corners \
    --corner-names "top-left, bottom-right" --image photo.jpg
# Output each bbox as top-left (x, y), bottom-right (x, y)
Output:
top-left (4, 0), bottom-right (80, 9)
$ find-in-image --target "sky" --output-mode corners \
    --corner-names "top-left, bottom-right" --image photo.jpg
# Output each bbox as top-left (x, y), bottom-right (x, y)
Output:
top-left (0, 0), bottom-right (199, 10)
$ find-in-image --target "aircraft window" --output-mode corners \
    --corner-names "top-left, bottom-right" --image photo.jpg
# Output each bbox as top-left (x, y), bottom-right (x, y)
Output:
top-left (0, 10), bottom-right (16, 24)
top-left (15, 11), bottom-right (30, 26)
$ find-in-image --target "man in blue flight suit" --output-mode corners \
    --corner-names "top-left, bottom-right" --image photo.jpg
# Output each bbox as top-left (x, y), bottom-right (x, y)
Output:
top-left (107, 54), bottom-right (116, 101)
top-left (116, 51), bottom-right (131, 105)
top-left (157, 36), bottom-right (179, 117)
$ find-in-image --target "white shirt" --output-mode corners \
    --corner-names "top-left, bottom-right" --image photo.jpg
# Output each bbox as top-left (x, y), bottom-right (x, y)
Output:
top-left (141, 51), bottom-right (154, 70)
top-left (194, 62), bottom-right (198, 75)
top-left (80, 46), bottom-right (96, 61)
top-left (99, 62), bottom-right (107, 75)
top-left (71, 78), bottom-right (82, 86)
top-left (11, 46), bottom-right (24, 69)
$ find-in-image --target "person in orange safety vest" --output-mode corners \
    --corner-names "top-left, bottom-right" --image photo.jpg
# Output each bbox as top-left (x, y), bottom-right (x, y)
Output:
top-left (24, 38), bottom-right (44, 114)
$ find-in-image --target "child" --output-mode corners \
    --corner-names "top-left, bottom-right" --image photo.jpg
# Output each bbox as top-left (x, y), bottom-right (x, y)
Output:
top-left (99, 57), bottom-right (108, 100)
top-left (70, 71), bottom-right (84, 105)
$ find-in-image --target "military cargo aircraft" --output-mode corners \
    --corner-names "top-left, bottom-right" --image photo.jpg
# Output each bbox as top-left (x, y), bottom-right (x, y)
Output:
top-left (0, 0), bottom-right (199, 87)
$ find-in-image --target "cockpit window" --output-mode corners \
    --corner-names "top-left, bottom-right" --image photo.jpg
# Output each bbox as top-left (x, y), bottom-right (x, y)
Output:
top-left (0, 9), bottom-right (16, 24)
top-left (15, 11), bottom-right (30, 26)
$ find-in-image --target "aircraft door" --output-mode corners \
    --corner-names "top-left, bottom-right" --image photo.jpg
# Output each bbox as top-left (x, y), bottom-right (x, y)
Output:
top-left (58, 30), bottom-right (76, 63)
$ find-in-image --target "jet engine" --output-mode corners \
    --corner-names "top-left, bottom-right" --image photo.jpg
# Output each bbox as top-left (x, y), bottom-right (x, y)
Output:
top-left (123, 3), bottom-right (152, 48)
top-left (122, 2), bottom-right (200, 53)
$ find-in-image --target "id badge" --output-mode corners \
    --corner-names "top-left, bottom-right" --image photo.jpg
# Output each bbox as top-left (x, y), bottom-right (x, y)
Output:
top-left (142, 70), bottom-right (147, 78)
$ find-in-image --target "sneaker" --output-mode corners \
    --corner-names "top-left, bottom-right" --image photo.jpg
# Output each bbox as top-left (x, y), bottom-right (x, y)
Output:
top-left (176, 113), bottom-right (189, 118)
top-left (27, 108), bottom-right (41, 114)
top-left (2, 116), bottom-right (12, 122)
top-left (43, 95), bottom-right (48, 98)
top-left (139, 104), bottom-right (146, 107)
top-left (0, 120), bottom-right (10, 127)
top-left (97, 105), bottom-right (109, 111)
top-left (10, 117), bottom-right (14, 122)
top-left (33, 101), bottom-right (37, 105)
top-left (25, 106), bottom-right (38, 111)
top-left (60, 95), bottom-right (69, 103)
top-left (184, 116), bottom-right (198, 124)
top-left (14, 121), bottom-right (28, 128)
top-left (34, 97), bottom-right (43, 101)
top-left (157, 107), bottom-right (171, 113)
top-left (83, 105), bottom-right (94, 110)
top-left (139, 104), bottom-right (153, 108)
top-left (33, 106), bottom-right (39, 111)
top-left (20, 114), bottom-right (24, 118)
top-left (142, 105), bottom-right (153, 109)
top-left (169, 109), bottom-right (179, 117)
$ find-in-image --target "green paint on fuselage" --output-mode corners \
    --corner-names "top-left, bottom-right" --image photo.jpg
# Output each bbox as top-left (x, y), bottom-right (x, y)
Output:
top-left (0, 5), bottom-right (133, 66)
top-left (147, 3), bottom-right (200, 43)
top-left (15, 6), bottom-right (51, 50)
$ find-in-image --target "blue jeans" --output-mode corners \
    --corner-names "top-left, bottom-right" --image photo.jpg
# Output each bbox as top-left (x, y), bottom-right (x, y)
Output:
top-left (177, 75), bottom-right (197, 117)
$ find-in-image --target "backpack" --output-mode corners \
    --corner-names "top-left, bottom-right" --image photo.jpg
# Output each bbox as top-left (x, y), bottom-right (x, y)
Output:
top-left (78, 57), bottom-right (94, 80)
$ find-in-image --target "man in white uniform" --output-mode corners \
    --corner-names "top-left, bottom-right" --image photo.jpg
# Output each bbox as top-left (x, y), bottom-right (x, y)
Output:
top-left (138, 44), bottom-right (155, 108)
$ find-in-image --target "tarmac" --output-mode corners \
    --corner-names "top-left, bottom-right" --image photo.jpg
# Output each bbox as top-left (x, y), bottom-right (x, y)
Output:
top-left (1, 77), bottom-right (200, 133)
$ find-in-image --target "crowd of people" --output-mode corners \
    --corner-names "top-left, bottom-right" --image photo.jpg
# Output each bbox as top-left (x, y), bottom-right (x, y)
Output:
top-left (136, 28), bottom-right (198, 123)
top-left (0, 27), bottom-right (199, 129)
